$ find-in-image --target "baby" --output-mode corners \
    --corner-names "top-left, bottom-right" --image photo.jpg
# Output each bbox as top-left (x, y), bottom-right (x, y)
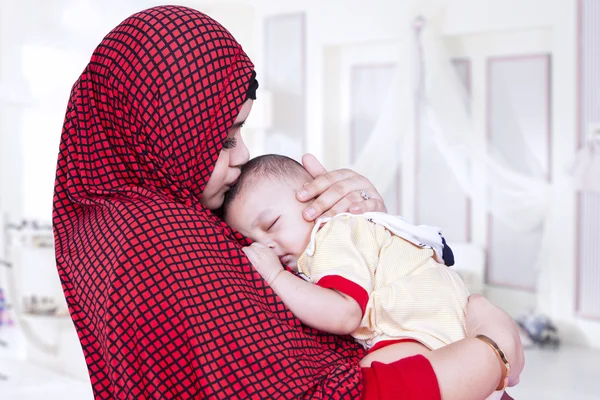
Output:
top-left (223, 154), bottom-right (470, 366)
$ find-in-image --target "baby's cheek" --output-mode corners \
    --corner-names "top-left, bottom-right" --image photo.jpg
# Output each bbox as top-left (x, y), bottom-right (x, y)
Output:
top-left (293, 227), bottom-right (311, 257)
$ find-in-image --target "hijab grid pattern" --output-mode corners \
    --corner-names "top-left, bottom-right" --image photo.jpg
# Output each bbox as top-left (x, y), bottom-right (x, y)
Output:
top-left (52, 6), bottom-right (363, 399)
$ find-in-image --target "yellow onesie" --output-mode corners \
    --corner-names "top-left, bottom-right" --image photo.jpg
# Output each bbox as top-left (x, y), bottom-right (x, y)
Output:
top-left (297, 214), bottom-right (469, 350)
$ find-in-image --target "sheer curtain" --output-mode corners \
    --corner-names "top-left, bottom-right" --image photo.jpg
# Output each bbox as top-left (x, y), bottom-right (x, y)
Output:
top-left (347, 3), bottom-right (590, 301)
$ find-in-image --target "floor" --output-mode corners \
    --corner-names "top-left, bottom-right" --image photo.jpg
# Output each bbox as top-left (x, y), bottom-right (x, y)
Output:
top-left (0, 346), bottom-right (599, 399)
top-left (0, 357), bottom-right (93, 399)
top-left (506, 346), bottom-right (599, 400)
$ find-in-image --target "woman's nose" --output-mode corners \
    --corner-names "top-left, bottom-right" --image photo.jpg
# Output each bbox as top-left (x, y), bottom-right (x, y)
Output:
top-left (229, 136), bottom-right (250, 167)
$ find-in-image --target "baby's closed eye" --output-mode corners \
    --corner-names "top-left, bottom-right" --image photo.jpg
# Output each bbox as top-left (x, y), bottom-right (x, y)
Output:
top-left (267, 216), bottom-right (280, 231)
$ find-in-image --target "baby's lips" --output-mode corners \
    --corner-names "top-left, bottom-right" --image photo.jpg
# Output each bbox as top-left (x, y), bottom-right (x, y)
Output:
top-left (279, 255), bottom-right (291, 265)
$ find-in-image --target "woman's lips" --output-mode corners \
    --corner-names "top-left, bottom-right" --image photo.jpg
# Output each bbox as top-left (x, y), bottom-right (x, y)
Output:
top-left (226, 179), bottom-right (238, 188)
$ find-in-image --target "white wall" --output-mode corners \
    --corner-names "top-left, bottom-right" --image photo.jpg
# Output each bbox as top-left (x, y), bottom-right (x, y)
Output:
top-left (0, 0), bottom-right (597, 349)
top-left (443, 0), bottom-right (555, 34)
top-left (251, 0), bottom-right (414, 164)
top-left (0, 0), bottom-right (171, 223)
top-left (247, 0), bottom-right (599, 347)
top-left (0, 0), bottom-right (210, 372)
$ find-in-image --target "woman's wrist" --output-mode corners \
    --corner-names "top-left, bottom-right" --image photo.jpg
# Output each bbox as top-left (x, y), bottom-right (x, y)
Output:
top-left (469, 337), bottom-right (505, 390)
top-left (474, 335), bottom-right (511, 391)
top-left (464, 295), bottom-right (524, 388)
top-left (425, 337), bottom-right (505, 400)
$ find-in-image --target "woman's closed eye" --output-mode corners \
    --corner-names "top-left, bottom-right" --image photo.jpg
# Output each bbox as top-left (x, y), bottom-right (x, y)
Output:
top-left (223, 122), bottom-right (246, 149)
top-left (223, 138), bottom-right (237, 149)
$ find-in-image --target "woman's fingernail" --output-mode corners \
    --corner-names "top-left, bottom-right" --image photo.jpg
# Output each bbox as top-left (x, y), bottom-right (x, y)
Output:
top-left (303, 182), bottom-right (309, 187)
top-left (305, 207), bottom-right (316, 218)
top-left (252, 242), bottom-right (265, 248)
top-left (350, 206), bottom-right (360, 213)
top-left (298, 190), bottom-right (308, 199)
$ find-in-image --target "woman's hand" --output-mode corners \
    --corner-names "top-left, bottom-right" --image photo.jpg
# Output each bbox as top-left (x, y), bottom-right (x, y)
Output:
top-left (298, 153), bottom-right (387, 221)
top-left (242, 243), bottom-right (284, 284)
top-left (424, 295), bottom-right (525, 400)
top-left (466, 294), bottom-right (525, 387)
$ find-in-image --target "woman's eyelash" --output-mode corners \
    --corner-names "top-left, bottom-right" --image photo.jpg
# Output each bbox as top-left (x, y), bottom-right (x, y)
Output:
top-left (223, 138), bottom-right (237, 149)
top-left (223, 123), bottom-right (245, 149)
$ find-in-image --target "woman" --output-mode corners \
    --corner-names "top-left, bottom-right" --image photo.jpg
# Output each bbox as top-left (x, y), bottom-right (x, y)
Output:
top-left (53, 6), bottom-right (523, 399)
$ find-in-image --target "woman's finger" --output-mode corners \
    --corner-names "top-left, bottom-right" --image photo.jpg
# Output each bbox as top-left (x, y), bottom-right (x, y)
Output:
top-left (348, 198), bottom-right (387, 214)
top-left (298, 154), bottom-right (387, 217)
top-left (302, 185), bottom-right (357, 221)
top-left (301, 178), bottom-right (384, 221)
top-left (307, 172), bottom-right (385, 206)
top-left (301, 153), bottom-right (327, 178)
top-left (304, 192), bottom-right (386, 220)
top-left (321, 190), bottom-right (376, 218)
top-left (297, 169), bottom-right (356, 203)
top-left (320, 197), bottom-right (355, 219)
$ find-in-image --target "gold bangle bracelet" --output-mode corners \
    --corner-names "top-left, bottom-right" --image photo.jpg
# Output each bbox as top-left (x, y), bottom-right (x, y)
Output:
top-left (475, 334), bottom-right (511, 391)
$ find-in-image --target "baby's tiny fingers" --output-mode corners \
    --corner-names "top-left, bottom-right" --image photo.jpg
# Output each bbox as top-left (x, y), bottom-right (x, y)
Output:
top-left (242, 247), bottom-right (258, 264)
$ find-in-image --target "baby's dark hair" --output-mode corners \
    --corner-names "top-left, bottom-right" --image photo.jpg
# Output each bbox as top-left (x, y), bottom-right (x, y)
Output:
top-left (223, 154), bottom-right (311, 216)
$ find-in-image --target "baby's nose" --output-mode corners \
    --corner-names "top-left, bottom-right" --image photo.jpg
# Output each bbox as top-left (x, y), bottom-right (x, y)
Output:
top-left (266, 242), bottom-right (283, 255)
top-left (266, 241), bottom-right (278, 252)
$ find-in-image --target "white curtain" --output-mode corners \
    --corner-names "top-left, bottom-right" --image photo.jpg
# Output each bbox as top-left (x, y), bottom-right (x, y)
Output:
top-left (348, 2), bottom-right (600, 304)
top-left (351, 7), bottom-right (554, 233)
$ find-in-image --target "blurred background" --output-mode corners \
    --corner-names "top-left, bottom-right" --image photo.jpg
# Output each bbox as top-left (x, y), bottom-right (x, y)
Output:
top-left (0, 0), bottom-right (599, 398)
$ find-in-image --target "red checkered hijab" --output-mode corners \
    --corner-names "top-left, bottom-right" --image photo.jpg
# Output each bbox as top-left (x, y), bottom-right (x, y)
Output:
top-left (53, 6), bottom-right (363, 399)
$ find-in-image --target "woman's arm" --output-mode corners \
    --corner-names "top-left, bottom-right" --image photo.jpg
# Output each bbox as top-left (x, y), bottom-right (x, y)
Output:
top-left (360, 340), bottom-right (501, 400)
top-left (425, 337), bottom-right (506, 400)
top-left (242, 243), bottom-right (362, 335)
top-left (361, 295), bottom-right (524, 400)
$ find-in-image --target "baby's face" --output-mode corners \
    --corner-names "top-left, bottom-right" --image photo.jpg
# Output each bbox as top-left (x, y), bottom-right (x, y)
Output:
top-left (225, 176), bottom-right (314, 270)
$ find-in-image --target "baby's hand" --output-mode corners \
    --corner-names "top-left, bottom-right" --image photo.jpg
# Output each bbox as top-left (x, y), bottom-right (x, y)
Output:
top-left (242, 243), bottom-right (283, 285)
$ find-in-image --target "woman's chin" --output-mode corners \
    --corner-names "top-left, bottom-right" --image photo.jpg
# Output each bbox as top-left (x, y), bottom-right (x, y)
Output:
top-left (201, 194), bottom-right (225, 211)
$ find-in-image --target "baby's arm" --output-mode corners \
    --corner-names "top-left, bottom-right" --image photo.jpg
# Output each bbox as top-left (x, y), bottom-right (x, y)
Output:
top-left (242, 243), bottom-right (362, 335)
top-left (270, 270), bottom-right (362, 335)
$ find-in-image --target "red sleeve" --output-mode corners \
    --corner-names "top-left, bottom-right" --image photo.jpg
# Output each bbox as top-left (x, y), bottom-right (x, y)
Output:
top-left (317, 275), bottom-right (369, 316)
top-left (361, 355), bottom-right (441, 400)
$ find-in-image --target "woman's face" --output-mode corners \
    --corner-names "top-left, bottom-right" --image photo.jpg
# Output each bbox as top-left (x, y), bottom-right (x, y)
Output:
top-left (201, 100), bottom-right (253, 210)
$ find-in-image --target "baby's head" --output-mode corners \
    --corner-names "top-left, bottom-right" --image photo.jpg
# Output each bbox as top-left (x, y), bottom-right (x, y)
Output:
top-left (224, 154), bottom-right (314, 269)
